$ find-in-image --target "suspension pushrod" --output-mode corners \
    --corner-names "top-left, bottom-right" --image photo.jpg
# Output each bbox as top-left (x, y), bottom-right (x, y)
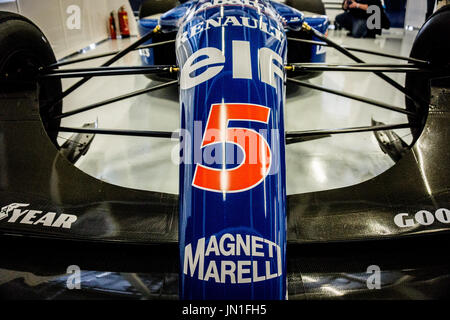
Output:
top-left (303, 24), bottom-right (425, 104)
top-left (50, 39), bottom-right (176, 68)
top-left (287, 37), bottom-right (429, 65)
top-left (40, 66), bottom-right (174, 79)
top-left (47, 26), bottom-right (161, 108)
top-left (286, 78), bottom-right (417, 117)
top-left (291, 63), bottom-right (422, 68)
top-left (43, 65), bottom-right (173, 73)
top-left (54, 80), bottom-right (178, 120)
top-left (58, 127), bottom-right (177, 139)
top-left (286, 123), bottom-right (413, 138)
top-left (59, 125), bottom-right (412, 140)
top-left (286, 134), bottom-right (332, 145)
top-left (287, 64), bottom-right (426, 73)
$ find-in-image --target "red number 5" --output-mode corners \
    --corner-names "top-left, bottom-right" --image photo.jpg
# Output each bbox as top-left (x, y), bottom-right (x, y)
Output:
top-left (192, 103), bottom-right (272, 193)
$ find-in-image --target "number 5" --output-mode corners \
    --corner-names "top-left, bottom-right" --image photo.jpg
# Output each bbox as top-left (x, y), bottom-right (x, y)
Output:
top-left (192, 103), bottom-right (272, 193)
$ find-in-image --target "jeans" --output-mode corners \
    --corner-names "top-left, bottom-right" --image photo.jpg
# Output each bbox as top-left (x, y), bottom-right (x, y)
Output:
top-left (335, 11), bottom-right (368, 38)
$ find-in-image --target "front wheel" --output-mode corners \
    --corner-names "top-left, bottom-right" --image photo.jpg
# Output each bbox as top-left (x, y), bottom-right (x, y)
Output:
top-left (405, 5), bottom-right (450, 142)
top-left (285, 0), bottom-right (326, 15)
top-left (0, 11), bottom-right (62, 146)
top-left (139, 0), bottom-right (179, 19)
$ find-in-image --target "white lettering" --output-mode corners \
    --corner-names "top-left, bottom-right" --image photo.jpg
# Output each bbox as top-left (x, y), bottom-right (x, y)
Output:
top-left (237, 261), bottom-right (252, 283)
top-left (415, 210), bottom-right (434, 226)
top-left (252, 236), bottom-right (264, 257)
top-left (219, 233), bottom-right (235, 256)
top-left (204, 260), bottom-right (220, 282)
top-left (436, 208), bottom-right (450, 224)
top-left (394, 213), bottom-right (415, 228)
top-left (206, 17), bottom-right (223, 30)
top-left (223, 16), bottom-right (242, 27)
top-left (394, 208), bottom-right (450, 228)
top-left (241, 16), bottom-right (258, 29)
top-left (178, 15), bottom-right (284, 45)
top-left (52, 214), bottom-right (78, 229)
top-left (205, 235), bottom-right (220, 256)
top-left (34, 212), bottom-right (57, 227)
top-left (253, 260), bottom-right (265, 282)
top-left (180, 48), bottom-right (225, 90)
top-left (184, 238), bottom-right (205, 280)
top-left (8, 209), bottom-right (29, 223)
top-left (21, 210), bottom-right (42, 225)
top-left (221, 261), bottom-right (236, 283)
top-left (258, 47), bottom-right (284, 89)
top-left (1, 203), bottom-right (77, 229)
top-left (232, 41), bottom-right (252, 80)
top-left (183, 234), bottom-right (283, 284)
top-left (236, 234), bottom-right (250, 256)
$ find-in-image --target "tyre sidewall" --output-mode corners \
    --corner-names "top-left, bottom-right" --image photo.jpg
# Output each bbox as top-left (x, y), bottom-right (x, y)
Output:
top-left (405, 5), bottom-right (450, 140)
top-left (0, 13), bottom-right (62, 145)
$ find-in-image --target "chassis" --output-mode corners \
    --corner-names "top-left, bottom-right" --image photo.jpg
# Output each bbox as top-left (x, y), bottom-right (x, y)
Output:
top-left (0, 0), bottom-right (449, 300)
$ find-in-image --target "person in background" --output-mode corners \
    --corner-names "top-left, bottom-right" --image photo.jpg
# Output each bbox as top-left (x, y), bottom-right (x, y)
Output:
top-left (335, 0), bottom-right (390, 38)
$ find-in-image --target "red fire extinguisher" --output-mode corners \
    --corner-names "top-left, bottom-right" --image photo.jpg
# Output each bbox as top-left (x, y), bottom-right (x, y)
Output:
top-left (118, 6), bottom-right (130, 38)
top-left (108, 11), bottom-right (117, 40)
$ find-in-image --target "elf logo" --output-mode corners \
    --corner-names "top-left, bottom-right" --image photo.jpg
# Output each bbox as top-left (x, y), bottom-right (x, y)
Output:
top-left (180, 41), bottom-right (284, 90)
top-left (0, 203), bottom-right (77, 229)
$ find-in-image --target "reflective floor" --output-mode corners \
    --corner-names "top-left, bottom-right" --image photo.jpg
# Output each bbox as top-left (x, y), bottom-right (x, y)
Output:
top-left (2, 234), bottom-right (450, 300)
top-left (58, 29), bottom-right (419, 195)
top-left (1, 267), bottom-right (448, 300)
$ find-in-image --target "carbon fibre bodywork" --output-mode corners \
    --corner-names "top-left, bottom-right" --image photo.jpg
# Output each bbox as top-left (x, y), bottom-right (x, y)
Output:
top-left (0, 83), bottom-right (448, 249)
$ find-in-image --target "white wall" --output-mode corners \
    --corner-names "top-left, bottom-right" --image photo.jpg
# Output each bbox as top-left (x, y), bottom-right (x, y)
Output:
top-left (405, 0), bottom-right (427, 29)
top-left (0, 0), bottom-right (18, 12)
top-left (405, 0), bottom-right (450, 29)
top-left (322, 0), bottom-right (342, 24)
top-left (0, 0), bottom-right (138, 59)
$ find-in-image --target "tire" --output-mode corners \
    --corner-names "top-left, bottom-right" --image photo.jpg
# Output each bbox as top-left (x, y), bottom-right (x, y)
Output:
top-left (139, 0), bottom-right (179, 19)
top-left (0, 12), bottom-right (62, 146)
top-left (285, 0), bottom-right (326, 15)
top-left (143, 31), bottom-right (178, 81)
top-left (285, 0), bottom-right (326, 80)
top-left (405, 5), bottom-right (450, 141)
top-left (139, 0), bottom-right (178, 81)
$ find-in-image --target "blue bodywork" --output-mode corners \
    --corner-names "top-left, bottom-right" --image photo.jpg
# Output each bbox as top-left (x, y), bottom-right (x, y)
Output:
top-left (177, 0), bottom-right (287, 300)
top-left (138, 0), bottom-right (329, 67)
top-left (304, 15), bottom-right (328, 62)
top-left (137, 0), bottom-right (328, 300)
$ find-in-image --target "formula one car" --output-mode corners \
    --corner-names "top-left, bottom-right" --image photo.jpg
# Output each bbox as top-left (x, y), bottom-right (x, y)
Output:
top-left (0, 0), bottom-right (449, 300)
top-left (137, 0), bottom-right (328, 81)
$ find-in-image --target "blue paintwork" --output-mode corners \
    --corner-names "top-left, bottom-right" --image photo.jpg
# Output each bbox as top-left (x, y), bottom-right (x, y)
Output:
top-left (136, 0), bottom-right (327, 300)
top-left (137, 19), bottom-right (158, 65)
top-left (176, 0), bottom-right (287, 300)
top-left (137, 0), bottom-right (328, 67)
top-left (305, 16), bottom-right (329, 63)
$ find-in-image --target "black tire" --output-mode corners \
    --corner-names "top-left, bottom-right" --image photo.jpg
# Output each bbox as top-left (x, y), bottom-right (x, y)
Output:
top-left (285, 0), bottom-right (326, 80)
top-left (405, 5), bottom-right (450, 141)
top-left (139, 0), bottom-right (179, 19)
top-left (285, 0), bottom-right (326, 15)
top-left (0, 12), bottom-right (62, 146)
top-left (139, 0), bottom-right (178, 81)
